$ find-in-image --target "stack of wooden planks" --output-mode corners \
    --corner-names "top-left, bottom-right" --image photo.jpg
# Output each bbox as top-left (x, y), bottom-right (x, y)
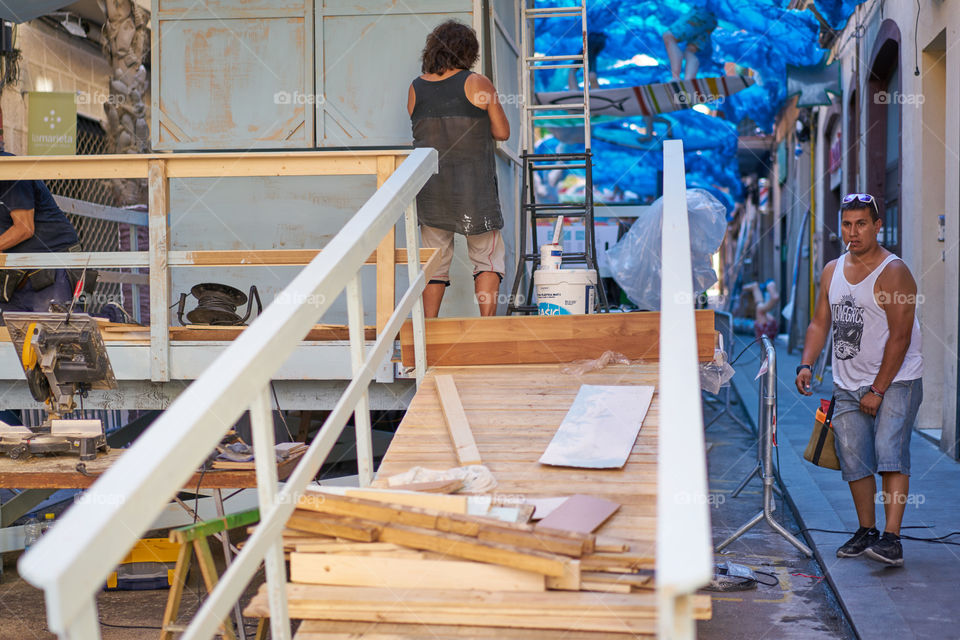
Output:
top-left (245, 488), bottom-right (710, 637)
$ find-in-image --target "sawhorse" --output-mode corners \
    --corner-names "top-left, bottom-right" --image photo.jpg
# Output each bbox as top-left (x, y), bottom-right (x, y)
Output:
top-left (160, 508), bottom-right (262, 640)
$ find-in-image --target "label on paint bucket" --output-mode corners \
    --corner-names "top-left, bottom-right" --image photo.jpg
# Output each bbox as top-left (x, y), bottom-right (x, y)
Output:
top-left (534, 269), bottom-right (597, 315)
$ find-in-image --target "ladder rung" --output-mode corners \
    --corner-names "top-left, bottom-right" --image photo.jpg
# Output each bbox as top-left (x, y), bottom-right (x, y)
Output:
top-left (526, 63), bottom-right (582, 70)
top-left (523, 202), bottom-right (589, 209)
top-left (525, 6), bottom-right (582, 15)
top-left (527, 104), bottom-right (585, 111)
top-left (525, 55), bottom-right (584, 62)
top-left (523, 153), bottom-right (592, 160)
top-left (528, 163), bottom-right (587, 170)
top-left (532, 113), bottom-right (588, 120)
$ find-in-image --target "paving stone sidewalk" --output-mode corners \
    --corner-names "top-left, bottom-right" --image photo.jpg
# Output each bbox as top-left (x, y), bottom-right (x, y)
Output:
top-left (732, 335), bottom-right (960, 640)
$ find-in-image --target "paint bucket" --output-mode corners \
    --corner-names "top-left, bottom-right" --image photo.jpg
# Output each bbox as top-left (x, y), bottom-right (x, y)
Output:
top-left (540, 243), bottom-right (562, 270)
top-left (535, 269), bottom-right (596, 315)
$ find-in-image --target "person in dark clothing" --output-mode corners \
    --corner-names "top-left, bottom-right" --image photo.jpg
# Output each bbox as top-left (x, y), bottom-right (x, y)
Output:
top-left (0, 152), bottom-right (80, 316)
top-left (408, 20), bottom-right (510, 317)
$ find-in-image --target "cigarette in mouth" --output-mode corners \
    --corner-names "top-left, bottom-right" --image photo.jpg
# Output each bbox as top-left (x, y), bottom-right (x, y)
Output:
top-left (845, 241), bottom-right (851, 252)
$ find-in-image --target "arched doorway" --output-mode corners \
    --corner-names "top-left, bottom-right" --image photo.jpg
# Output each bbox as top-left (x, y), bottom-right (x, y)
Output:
top-left (866, 20), bottom-right (902, 255)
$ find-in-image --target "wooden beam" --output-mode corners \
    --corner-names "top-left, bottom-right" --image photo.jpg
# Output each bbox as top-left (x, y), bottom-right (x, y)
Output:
top-left (375, 155), bottom-right (397, 335)
top-left (399, 311), bottom-right (716, 366)
top-left (289, 553), bottom-right (546, 592)
top-left (148, 159), bottom-right (171, 382)
top-left (434, 375), bottom-right (482, 466)
top-left (0, 151), bottom-right (412, 181)
top-left (0, 246), bottom-right (440, 270)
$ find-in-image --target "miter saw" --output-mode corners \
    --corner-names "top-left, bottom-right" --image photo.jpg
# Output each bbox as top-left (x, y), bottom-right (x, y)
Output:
top-left (0, 312), bottom-right (117, 461)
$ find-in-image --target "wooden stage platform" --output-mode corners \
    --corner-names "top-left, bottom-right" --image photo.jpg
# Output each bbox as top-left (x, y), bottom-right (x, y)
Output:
top-left (256, 362), bottom-right (711, 638)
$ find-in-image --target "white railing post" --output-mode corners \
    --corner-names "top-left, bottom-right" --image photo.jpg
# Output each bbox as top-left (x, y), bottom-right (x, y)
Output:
top-left (250, 387), bottom-right (291, 640)
top-left (347, 274), bottom-right (375, 486)
top-left (656, 139), bottom-right (712, 640)
top-left (404, 202), bottom-right (427, 384)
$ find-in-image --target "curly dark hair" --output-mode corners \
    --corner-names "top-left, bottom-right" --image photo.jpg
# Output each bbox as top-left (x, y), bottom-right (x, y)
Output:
top-left (421, 21), bottom-right (479, 74)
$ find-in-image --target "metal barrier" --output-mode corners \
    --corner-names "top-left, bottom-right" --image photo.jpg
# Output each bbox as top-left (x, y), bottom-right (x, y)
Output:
top-left (17, 148), bottom-right (439, 640)
top-left (656, 139), bottom-right (713, 639)
top-left (715, 335), bottom-right (812, 556)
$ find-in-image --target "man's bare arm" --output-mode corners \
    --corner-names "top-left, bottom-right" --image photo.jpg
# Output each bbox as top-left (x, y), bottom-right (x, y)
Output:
top-left (796, 260), bottom-right (836, 394)
top-left (0, 209), bottom-right (35, 251)
top-left (872, 261), bottom-right (918, 393)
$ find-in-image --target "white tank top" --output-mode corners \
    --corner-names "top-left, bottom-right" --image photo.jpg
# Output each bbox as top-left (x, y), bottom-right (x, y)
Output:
top-left (828, 253), bottom-right (923, 390)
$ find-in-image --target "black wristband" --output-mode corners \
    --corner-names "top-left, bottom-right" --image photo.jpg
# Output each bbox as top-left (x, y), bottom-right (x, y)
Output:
top-left (796, 364), bottom-right (811, 375)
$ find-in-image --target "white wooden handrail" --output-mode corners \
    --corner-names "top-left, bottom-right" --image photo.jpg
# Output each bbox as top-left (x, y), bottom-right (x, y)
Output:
top-left (656, 140), bottom-right (713, 639)
top-left (17, 148), bottom-right (438, 640)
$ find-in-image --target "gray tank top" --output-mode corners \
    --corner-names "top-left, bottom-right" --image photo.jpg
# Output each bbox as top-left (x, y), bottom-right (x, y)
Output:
top-left (411, 70), bottom-right (503, 235)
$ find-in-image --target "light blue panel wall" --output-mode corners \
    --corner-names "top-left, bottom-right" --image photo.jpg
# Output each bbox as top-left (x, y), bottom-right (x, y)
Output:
top-left (316, 0), bottom-right (473, 147)
top-left (152, 1), bottom-right (314, 150)
top-left (168, 175), bottom-right (380, 326)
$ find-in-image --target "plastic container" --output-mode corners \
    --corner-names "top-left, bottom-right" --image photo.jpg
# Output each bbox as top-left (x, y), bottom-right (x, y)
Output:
top-left (534, 269), bottom-right (596, 315)
top-left (41, 513), bottom-right (55, 534)
top-left (540, 243), bottom-right (562, 270)
top-left (23, 516), bottom-right (42, 550)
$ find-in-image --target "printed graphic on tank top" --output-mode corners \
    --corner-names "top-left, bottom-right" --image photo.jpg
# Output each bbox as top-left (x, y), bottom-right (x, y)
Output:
top-left (831, 294), bottom-right (864, 360)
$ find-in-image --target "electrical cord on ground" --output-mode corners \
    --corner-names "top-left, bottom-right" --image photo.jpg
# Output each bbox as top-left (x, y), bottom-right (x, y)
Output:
top-left (99, 619), bottom-right (162, 630)
top-left (752, 570), bottom-right (780, 587)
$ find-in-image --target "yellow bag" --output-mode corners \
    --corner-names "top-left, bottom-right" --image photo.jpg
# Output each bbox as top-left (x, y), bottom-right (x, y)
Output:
top-left (804, 398), bottom-right (840, 470)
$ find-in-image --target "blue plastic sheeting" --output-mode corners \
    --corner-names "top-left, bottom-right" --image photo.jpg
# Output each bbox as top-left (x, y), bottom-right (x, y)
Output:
top-left (814, 0), bottom-right (869, 29)
top-left (530, 0), bottom-right (865, 207)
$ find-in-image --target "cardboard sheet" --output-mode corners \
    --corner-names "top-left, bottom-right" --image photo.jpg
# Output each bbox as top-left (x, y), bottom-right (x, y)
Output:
top-left (539, 385), bottom-right (655, 469)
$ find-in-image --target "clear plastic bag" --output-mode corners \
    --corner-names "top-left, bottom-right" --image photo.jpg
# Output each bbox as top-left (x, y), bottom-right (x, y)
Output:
top-left (560, 350), bottom-right (632, 375)
top-left (606, 188), bottom-right (728, 310)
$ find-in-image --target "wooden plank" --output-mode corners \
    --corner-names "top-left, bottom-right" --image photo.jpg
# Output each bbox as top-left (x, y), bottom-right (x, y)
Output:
top-left (342, 488), bottom-right (468, 514)
top-left (378, 522), bottom-right (572, 578)
top-left (294, 620), bottom-right (657, 639)
top-left (435, 375), bottom-right (482, 466)
top-left (290, 553), bottom-right (546, 592)
top-left (0, 151), bottom-right (412, 181)
top-left (245, 584), bottom-right (713, 631)
top-left (375, 155), bottom-right (397, 335)
top-left (148, 159), bottom-right (171, 382)
top-left (297, 492), bottom-right (592, 555)
top-left (384, 479), bottom-right (464, 493)
top-left (286, 510), bottom-right (382, 543)
top-left (399, 311), bottom-right (716, 366)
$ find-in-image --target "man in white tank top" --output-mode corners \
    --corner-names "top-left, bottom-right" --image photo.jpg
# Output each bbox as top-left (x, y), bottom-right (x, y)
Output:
top-left (795, 194), bottom-right (923, 568)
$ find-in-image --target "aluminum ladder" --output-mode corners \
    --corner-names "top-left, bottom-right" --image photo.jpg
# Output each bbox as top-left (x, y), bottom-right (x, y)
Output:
top-left (508, 0), bottom-right (609, 314)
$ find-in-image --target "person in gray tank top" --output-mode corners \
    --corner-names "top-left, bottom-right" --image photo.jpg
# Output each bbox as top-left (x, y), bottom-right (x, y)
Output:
top-left (408, 21), bottom-right (510, 317)
top-left (795, 193), bottom-right (923, 567)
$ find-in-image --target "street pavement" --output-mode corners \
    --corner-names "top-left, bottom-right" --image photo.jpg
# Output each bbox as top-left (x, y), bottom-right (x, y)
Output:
top-left (730, 334), bottom-right (960, 640)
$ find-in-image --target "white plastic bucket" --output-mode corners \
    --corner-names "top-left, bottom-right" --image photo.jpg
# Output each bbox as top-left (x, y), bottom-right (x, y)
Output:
top-left (535, 269), bottom-right (596, 315)
top-left (540, 243), bottom-right (562, 270)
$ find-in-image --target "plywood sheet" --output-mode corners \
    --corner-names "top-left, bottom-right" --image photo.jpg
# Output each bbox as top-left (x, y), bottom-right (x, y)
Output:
top-left (536, 495), bottom-right (620, 534)
top-left (539, 385), bottom-right (655, 469)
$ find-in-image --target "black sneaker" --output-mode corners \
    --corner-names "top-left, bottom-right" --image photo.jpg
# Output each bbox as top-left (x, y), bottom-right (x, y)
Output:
top-left (865, 532), bottom-right (904, 567)
top-left (836, 526), bottom-right (879, 558)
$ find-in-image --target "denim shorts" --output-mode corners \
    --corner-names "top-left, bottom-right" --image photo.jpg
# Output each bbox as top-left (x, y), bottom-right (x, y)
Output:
top-left (831, 379), bottom-right (922, 482)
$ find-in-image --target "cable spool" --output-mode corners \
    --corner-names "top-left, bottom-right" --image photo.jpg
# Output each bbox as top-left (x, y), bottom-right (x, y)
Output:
top-left (177, 283), bottom-right (262, 326)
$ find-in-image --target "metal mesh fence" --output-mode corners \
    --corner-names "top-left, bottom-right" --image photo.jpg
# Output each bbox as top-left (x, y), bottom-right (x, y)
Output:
top-left (45, 116), bottom-right (132, 317)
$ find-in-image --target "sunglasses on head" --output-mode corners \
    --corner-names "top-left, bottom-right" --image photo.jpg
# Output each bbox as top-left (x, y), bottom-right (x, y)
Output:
top-left (842, 193), bottom-right (875, 205)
